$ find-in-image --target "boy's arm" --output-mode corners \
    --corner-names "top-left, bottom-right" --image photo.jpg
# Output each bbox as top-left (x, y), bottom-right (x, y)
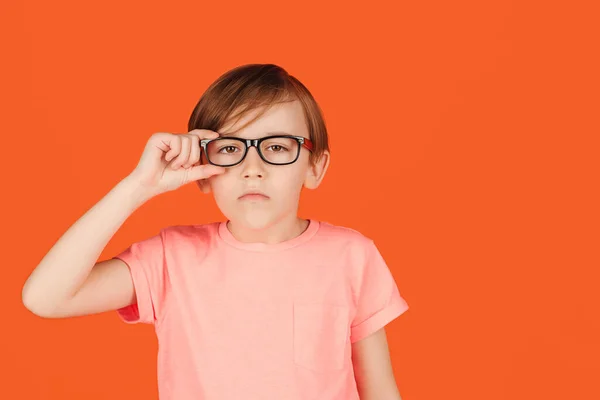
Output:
top-left (22, 130), bottom-right (225, 319)
top-left (22, 175), bottom-right (153, 318)
top-left (352, 327), bottom-right (403, 400)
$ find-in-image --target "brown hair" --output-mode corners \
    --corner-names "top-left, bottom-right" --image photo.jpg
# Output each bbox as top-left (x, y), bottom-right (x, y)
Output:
top-left (187, 63), bottom-right (329, 163)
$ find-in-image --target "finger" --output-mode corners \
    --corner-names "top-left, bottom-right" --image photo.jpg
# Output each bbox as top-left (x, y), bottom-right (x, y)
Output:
top-left (171, 136), bottom-right (191, 169)
top-left (171, 135), bottom-right (190, 169)
top-left (187, 129), bottom-right (221, 140)
top-left (187, 164), bottom-right (226, 181)
top-left (164, 135), bottom-right (181, 162)
top-left (150, 132), bottom-right (173, 153)
top-left (184, 134), bottom-right (200, 168)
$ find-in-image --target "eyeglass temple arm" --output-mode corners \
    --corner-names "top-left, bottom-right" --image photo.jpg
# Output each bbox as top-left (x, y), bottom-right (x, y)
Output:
top-left (301, 138), bottom-right (314, 152)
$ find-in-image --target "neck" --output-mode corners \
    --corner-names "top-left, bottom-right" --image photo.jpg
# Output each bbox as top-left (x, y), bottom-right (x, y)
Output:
top-left (226, 215), bottom-right (309, 244)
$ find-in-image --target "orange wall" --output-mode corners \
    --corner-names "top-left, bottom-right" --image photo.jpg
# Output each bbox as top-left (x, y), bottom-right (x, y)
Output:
top-left (2, 0), bottom-right (598, 399)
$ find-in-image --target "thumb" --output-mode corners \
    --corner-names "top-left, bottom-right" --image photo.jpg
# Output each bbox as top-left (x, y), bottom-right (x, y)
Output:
top-left (186, 164), bottom-right (226, 182)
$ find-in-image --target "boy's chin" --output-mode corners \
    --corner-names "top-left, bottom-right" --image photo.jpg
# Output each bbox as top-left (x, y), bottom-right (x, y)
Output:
top-left (231, 211), bottom-right (278, 231)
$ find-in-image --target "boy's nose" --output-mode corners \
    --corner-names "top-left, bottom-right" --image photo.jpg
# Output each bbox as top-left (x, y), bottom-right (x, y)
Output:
top-left (241, 147), bottom-right (265, 179)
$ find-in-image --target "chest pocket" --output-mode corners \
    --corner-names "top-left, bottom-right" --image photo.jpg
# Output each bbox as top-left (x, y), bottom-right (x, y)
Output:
top-left (293, 303), bottom-right (350, 372)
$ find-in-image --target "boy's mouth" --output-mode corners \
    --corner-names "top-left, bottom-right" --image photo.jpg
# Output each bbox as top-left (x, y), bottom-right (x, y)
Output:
top-left (238, 190), bottom-right (270, 201)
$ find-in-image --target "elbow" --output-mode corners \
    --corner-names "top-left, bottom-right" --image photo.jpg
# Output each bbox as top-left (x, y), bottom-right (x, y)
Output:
top-left (22, 281), bottom-right (54, 318)
top-left (21, 282), bottom-right (40, 316)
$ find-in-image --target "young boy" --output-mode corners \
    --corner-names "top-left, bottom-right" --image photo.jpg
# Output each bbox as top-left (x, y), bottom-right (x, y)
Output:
top-left (22, 63), bottom-right (409, 399)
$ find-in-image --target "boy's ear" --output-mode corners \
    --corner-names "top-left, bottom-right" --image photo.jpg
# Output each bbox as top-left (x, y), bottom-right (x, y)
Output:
top-left (195, 157), bottom-right (213, 194)
top-left (304, 150), bottom-right (330, 189)
top-left (195, 179), bottom-right (212, 194)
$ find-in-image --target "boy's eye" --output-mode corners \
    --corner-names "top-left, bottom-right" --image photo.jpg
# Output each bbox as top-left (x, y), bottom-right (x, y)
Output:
top-left (265, 144), bottom-right (288, 152)
top-left (262, 137), bottom-right (295, 153)
top-left (218, 146), bottom-right (240, 154)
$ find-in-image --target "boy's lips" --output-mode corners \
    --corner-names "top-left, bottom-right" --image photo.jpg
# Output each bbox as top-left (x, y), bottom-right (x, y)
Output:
top-left (238, 191), bottom-right (269, 200)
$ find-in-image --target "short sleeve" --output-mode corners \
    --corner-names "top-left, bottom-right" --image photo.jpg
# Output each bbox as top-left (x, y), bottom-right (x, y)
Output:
top-left (350, 240), bottom-right (409, 343)
top-left (112, 229), bottom-right (167, 325)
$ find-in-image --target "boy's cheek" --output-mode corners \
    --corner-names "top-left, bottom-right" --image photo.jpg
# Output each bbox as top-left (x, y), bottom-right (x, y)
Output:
top-left (207, 176), bottom-right (233, 198)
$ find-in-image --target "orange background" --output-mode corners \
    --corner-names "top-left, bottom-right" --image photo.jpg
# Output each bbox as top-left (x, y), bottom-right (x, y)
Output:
top-left (1, 0), bottom-right (598, 399)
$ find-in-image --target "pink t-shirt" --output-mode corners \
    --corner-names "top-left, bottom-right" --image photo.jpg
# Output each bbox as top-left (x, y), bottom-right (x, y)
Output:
top-left (114, 219), bottom-right (409, 400)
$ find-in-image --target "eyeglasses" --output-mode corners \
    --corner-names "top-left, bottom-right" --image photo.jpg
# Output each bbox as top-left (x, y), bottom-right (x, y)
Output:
top-left (200, 135), bottom-right (314, 167)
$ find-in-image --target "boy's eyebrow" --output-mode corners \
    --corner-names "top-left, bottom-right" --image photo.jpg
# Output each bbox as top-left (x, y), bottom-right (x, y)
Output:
top-left (263, 131), bottom-right (295, 137)
top-left (219, 130), bottom-right (294, 137)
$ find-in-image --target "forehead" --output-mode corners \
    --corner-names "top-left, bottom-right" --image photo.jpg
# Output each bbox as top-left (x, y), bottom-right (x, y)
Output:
top-left (219, 100), bottom-right (307, 139)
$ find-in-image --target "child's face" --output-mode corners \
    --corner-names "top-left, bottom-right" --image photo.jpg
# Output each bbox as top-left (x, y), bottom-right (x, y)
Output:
top-left (199, 100), bottom-right (329, 230)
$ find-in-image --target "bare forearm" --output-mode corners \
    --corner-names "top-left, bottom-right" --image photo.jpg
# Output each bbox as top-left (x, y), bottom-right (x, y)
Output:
top-left (358, 383), bottom-right (402, 400)
top-left (353, 328), bottom-right (403, 400)
top-left (22, 175), bottom-right (152, 314)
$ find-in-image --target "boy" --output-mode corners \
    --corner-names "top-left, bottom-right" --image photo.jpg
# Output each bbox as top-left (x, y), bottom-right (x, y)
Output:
top-left (22, 63), bottom-right (409, 399)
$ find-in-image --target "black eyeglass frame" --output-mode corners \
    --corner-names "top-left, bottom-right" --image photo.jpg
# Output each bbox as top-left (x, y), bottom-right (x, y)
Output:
top-left (200, 135), bottom-right (314, 167)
